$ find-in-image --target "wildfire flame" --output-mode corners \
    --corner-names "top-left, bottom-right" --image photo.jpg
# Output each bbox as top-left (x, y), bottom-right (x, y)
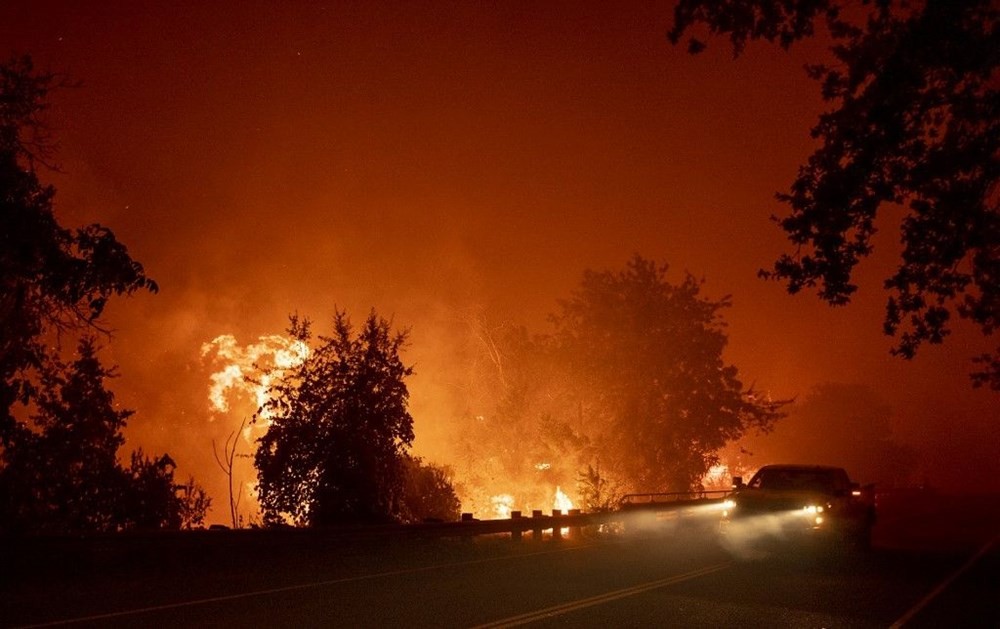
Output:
top-left (553, 486), bottom-right (574, 513)
top-left (201, 333), bottom-right (590, 527)
top-left (201, 334), bottom-right (310, 435)
top-left (491, 494), bottom-right (514, 519)
top-left (702, 464), bottom-right (729, 489)
top-left (201, 333), bottom-right (310, 526)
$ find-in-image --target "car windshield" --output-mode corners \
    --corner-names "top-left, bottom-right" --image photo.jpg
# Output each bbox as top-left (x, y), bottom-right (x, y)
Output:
top-left (748, 468), bottom-right (846, 492)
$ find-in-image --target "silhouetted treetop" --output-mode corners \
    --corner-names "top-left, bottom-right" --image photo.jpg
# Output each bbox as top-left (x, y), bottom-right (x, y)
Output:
top-left (254, 310), bottom-right (416, 527)
top-left (0, 56), bottom-right (198, 535)
top-left (1, 55), bottom-right (157, 439)
top-left (551, 255), bottom-right (786, 492)
top-left (670, 1), bottom-right (1000, 388)
top-left (0, 55), bottom-right (60, 166)
top-left (0, 338), bottom-right (210, 534)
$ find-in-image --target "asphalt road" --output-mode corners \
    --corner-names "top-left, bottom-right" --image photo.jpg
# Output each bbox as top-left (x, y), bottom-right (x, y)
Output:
top-left (4, 494), bottom-right (998, 628)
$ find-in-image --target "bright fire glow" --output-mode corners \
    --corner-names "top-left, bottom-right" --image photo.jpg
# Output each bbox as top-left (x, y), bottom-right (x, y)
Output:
top-left (491, 494), bottom-right (514, 519)
top-left (702, 463), bottom-right (731, 490)
top-left (201, 334), bottom-right (310, 432)
top-left (201, 333), bottom-right (311, 526)
top-left (553, 486), bottom-right (574, 513)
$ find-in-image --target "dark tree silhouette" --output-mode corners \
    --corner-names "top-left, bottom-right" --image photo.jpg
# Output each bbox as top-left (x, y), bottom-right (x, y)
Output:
top-left (0, 339), bottom-right (210, 533)
top-left (0, 338), bottom-right (128, 533)
top-left (400, 456), bottom-right (461, 523)
top-left (175, 476), bottom-right (212, 530)
top-left (254, 311), bottom-right (415, 527)
top-left (669, 1), bottom-right (1000, 388)
top-left (576, 463), bottom-right (624, 513)
top-left (0, 55), bottom-right (157, 440)
top-left (213, 417), bottom-right (247, 528)
top-left (0, 56), bottom-right (205, 534)
top-left (550, 256), bottom-right (785, 493)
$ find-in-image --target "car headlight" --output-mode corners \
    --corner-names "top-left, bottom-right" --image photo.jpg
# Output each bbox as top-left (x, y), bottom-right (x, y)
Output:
top-left (801, 505), bottom-right (824, 514)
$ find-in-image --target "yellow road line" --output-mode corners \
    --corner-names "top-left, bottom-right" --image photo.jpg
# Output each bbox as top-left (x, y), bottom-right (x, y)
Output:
top-left (889, 531), bottom-right (1000, 628)
top-left (473, 562), bottom-right (731, 628)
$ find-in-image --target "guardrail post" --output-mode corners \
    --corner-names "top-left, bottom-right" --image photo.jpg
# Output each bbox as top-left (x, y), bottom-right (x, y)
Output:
top-left (511, 511), bottom-right (522, 541)
top-left (551, 509), bottom-right (563, 540)
top-left (568, 509), bottom-right (582, 539)
top-left (531, 510), bottom-right (544, 540)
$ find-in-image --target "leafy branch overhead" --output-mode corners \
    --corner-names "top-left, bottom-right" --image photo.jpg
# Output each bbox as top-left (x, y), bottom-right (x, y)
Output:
top-left (671, 0), bottom-right (1000, 388)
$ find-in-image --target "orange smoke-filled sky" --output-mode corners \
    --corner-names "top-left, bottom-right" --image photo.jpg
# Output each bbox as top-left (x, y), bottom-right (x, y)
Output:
top-left (3, 1), bottom-right (997, 510)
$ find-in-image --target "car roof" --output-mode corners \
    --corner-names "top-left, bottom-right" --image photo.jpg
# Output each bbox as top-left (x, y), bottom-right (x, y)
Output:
top-left (756, 464), bottom-right (848, 473)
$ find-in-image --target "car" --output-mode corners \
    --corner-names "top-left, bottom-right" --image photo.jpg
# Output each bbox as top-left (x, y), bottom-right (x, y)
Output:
top-left (720, 464), bottom-right (876, 550)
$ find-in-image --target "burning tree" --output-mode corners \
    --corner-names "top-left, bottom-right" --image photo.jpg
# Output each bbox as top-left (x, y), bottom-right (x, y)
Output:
top-left (254, 310), bottom-right (418, 526)
top-left (449, 319), bottom-right (590, 518)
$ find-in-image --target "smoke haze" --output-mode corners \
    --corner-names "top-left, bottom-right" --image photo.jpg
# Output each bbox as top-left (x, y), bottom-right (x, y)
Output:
top-left (3, 1), bottom-right (996, 522)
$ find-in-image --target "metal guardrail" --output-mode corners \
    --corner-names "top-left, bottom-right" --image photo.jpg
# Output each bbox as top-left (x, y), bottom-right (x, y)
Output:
top-left (253, 496), bottom-right (731, 542)
top-left (619, 489), bottom-right (730, 510)
top-left (4, 499), bottom-right (732, 577)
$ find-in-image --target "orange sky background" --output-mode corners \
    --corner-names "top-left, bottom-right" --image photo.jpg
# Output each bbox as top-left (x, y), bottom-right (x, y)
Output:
top-left (3, 1), bottom-right (997, 519)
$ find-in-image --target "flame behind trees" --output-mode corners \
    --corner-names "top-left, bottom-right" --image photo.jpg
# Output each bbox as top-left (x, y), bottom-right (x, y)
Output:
top-left (203, 316), bottom-right (460, 526)
top-left (200, 333), bottom-right (311, 526)
top-left (553, 255), bottom-right (786, 492)
top-left (449, 320), bottom-right (591, 517)
top-left (452, 256), bottom-right (785, 510)
top-left (254, 311), bottom-right (417, 526)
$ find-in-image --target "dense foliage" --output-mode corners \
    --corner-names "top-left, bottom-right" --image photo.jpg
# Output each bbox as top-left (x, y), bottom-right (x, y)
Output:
top-left (1, 55), bottom-right (157, 441)
top-left (0, 339), bottom-right (210, 533)
top-left (254, 311), bottom-right (421, 526)
top-left (551, 256), bottom-right (785, 492)
top-left (670, 0), bottom-right (1000, 388)
top-left (400, 456), bottom-right (461, 523)
top-left (0, 56), bottom-right (206, 534)
top-left (453, 256), bottom-right (785, 510)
